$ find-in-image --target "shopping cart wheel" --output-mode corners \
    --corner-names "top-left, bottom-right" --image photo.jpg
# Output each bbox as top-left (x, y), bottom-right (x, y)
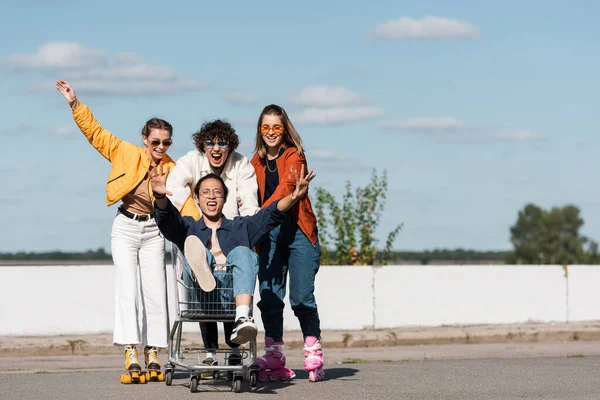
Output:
top-left (190, 376), bottom-right (199, 393)
top-left (232, 376), bottom-right (243, 393)
top-left (249, 371), bottom-right (258, 388)
top-left (165, 370), bottom-right (173, 386)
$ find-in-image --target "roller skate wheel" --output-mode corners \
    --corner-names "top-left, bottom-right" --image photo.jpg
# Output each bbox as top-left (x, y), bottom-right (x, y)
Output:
top-left (165, 371), bottom-right (173, 386)
top-left (157, 372), bottom-right (165, 382)
top-left (120, 373), bottom-right (131, 384)
top-left (139, 374), bottom-right (146, 384)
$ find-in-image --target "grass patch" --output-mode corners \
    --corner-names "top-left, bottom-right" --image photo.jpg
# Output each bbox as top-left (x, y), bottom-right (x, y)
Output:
top-left (66, 340), bottom-right (87, 355)
top-left (567, 353), bottom-right (585, 358)
top-left (341, 358), bottom-right (368, 364)
top-left (400, 359), bottom-right (410, 362)
top-left (342, 333), bottom-right (353, 347)
top-left (35, 370), bottom-right (50, 374)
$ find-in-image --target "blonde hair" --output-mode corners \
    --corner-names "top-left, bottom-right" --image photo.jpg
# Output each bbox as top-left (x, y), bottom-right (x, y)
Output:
top-left (254, 104), bottom-right (304, 158)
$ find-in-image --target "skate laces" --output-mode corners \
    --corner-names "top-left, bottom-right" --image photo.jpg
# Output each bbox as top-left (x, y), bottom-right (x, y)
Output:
top-left (125, 346), bottom-right (138, 364)
top-left (259, 343), bottom-right (285, 363)
top-left (303, 340), bottom-right (323, 360)
top-left (146, 347), bottom-right (159, 364)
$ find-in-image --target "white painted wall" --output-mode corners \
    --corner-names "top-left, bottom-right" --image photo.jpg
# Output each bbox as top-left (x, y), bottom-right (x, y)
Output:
top-left (1, 264), bottom-right (598, 336)
top-left (566, 265), bottom-right (600, 322)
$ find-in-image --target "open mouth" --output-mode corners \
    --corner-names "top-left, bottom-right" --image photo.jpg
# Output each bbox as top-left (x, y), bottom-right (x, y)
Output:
top-left (211, 153), bottom-right (223, 163)
top-left (206, 200), bottom-right (218, 211)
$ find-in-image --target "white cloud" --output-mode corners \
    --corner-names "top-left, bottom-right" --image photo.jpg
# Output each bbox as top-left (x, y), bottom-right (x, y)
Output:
top-left (294, 86), bottom-right (362, 107)
top-left (369, 16), bottom-right (480, 40)
top-left (1, 41), bottom-right (207, 96)
top-left (224, 91), bottom-right (259, 105)
top-left (1, 42), bottom-right (106, 69)
top-left (51, 125), bottom-right (77, 138)
top-left (383, 117), bottom-right (543, 144)
top-left (382, 117), bottom-right (468, 133)
top-left (295, 106), bottom-right (384, 125)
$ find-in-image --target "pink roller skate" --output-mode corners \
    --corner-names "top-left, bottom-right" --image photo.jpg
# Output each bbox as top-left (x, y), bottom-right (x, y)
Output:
top-left (304, 336), bottom-right (324, 382)
top-left (257, 337), bottom-right (296, 382)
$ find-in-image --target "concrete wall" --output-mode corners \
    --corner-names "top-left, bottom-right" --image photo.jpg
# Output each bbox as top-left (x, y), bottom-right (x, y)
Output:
top-left (0, 264), bottom-right (596, 336)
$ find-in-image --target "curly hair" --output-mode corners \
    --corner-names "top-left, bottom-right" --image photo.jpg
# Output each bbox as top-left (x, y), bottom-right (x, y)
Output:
top-left (192, 119), bottom-right (240, 153)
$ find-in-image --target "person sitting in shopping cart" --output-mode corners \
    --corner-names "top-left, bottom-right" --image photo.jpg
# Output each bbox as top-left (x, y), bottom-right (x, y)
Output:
top-left (165, 119), bottom-right (259, 376)
top-left (150, 164), bottom-right (315, 345)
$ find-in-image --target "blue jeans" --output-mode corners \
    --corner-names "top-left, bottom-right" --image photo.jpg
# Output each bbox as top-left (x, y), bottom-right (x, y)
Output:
top-left (182, 245), bottom-right (259, 350)
top-left (257, 218), bottom-right (321, 342)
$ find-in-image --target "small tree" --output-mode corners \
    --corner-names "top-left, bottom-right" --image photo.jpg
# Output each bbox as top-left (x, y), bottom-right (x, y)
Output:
top-left (506, 203), bottom-right (600, 264)
top-left (314, 169), bottom-right (402, 265)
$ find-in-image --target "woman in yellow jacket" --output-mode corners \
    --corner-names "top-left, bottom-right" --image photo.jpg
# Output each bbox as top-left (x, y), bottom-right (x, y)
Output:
top-left (56, 80), bottom-right (176, 378)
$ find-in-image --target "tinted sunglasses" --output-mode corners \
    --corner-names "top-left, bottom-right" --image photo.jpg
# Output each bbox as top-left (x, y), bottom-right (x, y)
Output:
top-left (260, 125), bottom-right (284, 135)
top-left (150, 139), bottom-right (173, 147)
top-left (204, 140), bottom-right (229, 149)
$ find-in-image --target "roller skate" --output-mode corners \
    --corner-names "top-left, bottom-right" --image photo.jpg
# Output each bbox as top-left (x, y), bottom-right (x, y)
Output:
top-left (257, 337), bottom-right (296, 382)
top-left (120, 345), bottom-right (146, 384)
top-left (304, 336), bottom-right (325, 382)
top-left (143, 346), bottom-right (165, 382)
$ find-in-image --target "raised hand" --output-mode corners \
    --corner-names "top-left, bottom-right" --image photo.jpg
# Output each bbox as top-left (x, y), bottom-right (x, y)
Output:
top-left (291, 164), bottom-right (315, 200)
top-left (55, 80), bottom-right (77, 104)
top-left (150, 163), bottom-right (173, 196)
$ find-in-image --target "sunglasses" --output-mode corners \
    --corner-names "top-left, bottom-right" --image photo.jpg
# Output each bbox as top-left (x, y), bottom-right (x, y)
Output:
top-left (198, 188), bottom-right (224, 198)
top-left (204, 140), bottom-right (229, 149)
top-left (149, 139), bottom-right (173, 147)
top-left (260, 125), bottom-right (284, 135)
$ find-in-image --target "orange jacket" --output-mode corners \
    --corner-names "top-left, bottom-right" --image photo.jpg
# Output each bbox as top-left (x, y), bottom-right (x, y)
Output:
top-left (72, 104), bottom-right (176, 206)
top-left (250, 147), bottom-right (318, 245)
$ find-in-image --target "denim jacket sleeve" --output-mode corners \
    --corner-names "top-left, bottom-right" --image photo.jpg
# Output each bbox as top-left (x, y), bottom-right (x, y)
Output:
top-left (245, 201), bottom-right (286, 247)
top-left (154, 198), bottom-right (192, 252)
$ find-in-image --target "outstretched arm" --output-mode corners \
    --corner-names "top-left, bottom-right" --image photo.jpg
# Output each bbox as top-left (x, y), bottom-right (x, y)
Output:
top-left (275, 164), bottom-right (315, 212)
top-left (151, 164), bottom-right (190, 251)
top-left (56, 80), bottom-right (125, 162)
top-left (246, 165), bottom-right (315, 247)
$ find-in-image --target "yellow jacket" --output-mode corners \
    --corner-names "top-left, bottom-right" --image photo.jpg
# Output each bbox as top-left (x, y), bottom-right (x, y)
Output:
top-left (72, 104), bottom-right (176, 206)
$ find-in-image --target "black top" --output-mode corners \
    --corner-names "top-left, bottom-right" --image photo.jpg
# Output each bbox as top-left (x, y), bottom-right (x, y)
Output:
top-left (264, 148), bottom-right (284, 201)
top-left (154, 199), bottom-right (286, 254)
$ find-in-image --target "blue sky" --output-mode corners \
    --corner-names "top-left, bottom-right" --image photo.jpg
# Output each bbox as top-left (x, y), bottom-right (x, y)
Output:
top-left (1, 0), bottom-right (599, 253)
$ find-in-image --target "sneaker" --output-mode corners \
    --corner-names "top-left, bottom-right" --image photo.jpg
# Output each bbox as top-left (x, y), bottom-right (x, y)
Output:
top-left (184, 235), bottom-right (216, 292)
top-left (226, 352), bottom-right (242, 381)
top-left (200, 356), bottom-right (218, 380)
top-left (230, 316), bottom-right (258, 345)
top-left (227, 353), bottom-right (242, 366)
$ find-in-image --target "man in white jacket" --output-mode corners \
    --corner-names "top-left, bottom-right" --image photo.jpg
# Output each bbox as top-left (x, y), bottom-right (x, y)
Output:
top-left (166, 119), bottom-right (260, 377)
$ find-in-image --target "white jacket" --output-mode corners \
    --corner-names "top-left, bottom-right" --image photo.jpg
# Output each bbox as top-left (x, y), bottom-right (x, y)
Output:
top-left (166, 149), bottom-right (260, 219)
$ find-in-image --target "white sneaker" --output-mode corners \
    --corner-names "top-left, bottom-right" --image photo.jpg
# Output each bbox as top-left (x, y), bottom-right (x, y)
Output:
top-left (184, 235), bottom-right (216, 292)
top-left (230, 316), bottom-right (258, 345)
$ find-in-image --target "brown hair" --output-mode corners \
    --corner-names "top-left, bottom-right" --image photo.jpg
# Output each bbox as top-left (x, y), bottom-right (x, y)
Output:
top-left (254, 104), bottom-right (304, 158)
top-left (141, 118), bottom-right (173, 141)
top-left (192, 119), bottom-right (240, 154)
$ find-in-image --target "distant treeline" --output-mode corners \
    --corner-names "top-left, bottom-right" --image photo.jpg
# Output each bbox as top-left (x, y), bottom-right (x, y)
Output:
top-left (1, 248), bottom-right (509, 264)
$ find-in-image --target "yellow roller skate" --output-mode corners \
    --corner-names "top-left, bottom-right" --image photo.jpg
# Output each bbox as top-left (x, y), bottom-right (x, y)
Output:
top-left (120, 345), bottom-right (146, 384)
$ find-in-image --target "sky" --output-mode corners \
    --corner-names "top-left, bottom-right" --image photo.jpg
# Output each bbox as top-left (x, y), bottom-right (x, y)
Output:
top-left (1, 0), bottom-right (599, 253)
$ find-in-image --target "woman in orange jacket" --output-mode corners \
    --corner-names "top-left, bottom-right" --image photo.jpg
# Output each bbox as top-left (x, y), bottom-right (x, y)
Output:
top-left (250, 104), bottom-right (324, 382)
top-left (56, 80), bottom-right (175, 379)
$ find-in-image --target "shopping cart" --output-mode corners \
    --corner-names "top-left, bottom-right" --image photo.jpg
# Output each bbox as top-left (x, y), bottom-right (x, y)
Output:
top-left (164, 244), bottom-right (260, 393)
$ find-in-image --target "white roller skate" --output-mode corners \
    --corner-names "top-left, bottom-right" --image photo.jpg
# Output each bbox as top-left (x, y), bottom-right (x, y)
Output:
top-left (256, 337), bottom-right (296, 382)
top-left (304, 336), bottom-right (324, 382)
